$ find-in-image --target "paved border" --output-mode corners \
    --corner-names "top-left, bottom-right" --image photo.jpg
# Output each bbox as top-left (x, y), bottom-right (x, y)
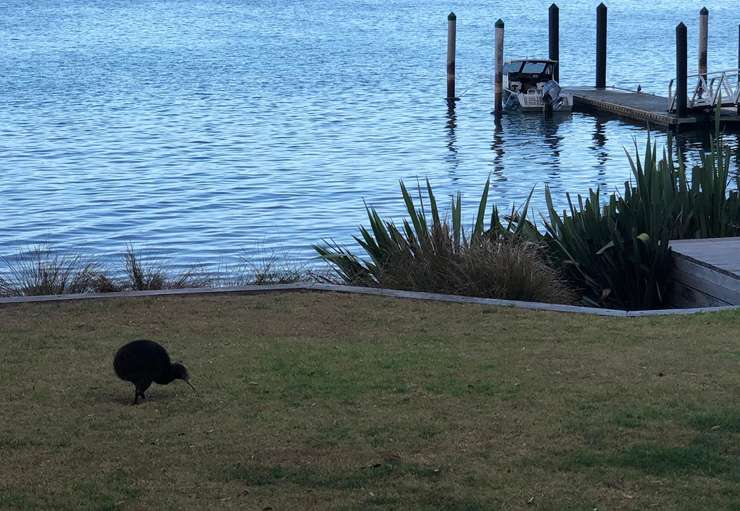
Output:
top-left (0, 282), bottom-right (737, 317)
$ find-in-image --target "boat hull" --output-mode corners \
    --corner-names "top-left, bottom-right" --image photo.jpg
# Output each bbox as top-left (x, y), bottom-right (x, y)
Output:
top-left (504, 90), bottom-right (573, 113)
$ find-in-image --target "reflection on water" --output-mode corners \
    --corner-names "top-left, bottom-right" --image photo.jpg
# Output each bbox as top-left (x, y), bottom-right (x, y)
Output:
top-left (445, 99), bottom-right (459, 180)
top-left (0, 0), bottom-right (738, 270)
top-left (491, 123), bottom-right (505, 182)
top-left (591, 116), bottom-right (608, 172)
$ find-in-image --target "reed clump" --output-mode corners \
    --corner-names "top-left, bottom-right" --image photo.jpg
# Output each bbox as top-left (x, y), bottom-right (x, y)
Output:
top-left (0, 245), bottom-right (212, 296)
top-left (243, 251), bottom-right (306, 286)
top-left (120, 244), bottom-right (211, 291)
top-left (0, 243), bottom-right (313, 297)
top-left (0, 245), bottom-right (101, 296)
top-left (314, 179), bottom-right (574, 304)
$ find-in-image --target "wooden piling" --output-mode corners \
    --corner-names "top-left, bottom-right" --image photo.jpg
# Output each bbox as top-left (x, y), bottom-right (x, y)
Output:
top-left (596, 3), bottom-right (607, 89)
top-left (549, 3), bottom-right (559, 82)
top-left (494, 19), bottom-right (505, 121)
top-left (737, 24), bottom-right (739, 115)
top-left (676, 22), bottom-right (688, 118)
top-left (698, 7), bottom-right (708, 83)
top-left (447, 12), bottom-right (457, 100)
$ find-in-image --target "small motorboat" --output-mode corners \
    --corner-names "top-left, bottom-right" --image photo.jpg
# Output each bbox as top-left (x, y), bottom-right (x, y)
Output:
top-left (503, 59), bottom-right (573, 113)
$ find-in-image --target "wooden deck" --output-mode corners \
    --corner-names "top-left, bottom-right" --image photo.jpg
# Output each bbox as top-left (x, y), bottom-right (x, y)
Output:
top-left (670, 237), bottom-right (740, 307)
top-left (566, 87), bottom-right (740, 130)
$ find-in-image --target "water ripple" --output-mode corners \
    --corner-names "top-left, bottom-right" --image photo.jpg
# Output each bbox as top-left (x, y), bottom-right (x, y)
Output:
top-left (1, 0), bottom-right (738, 269)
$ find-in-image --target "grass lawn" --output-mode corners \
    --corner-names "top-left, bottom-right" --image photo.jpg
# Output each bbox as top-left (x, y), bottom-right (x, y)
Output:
top-left (1, 291), bottom-right (740, 510)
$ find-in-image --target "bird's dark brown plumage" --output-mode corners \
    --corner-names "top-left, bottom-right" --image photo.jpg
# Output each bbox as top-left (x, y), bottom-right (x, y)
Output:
top-left (113, 339), bottom-right (194, 405)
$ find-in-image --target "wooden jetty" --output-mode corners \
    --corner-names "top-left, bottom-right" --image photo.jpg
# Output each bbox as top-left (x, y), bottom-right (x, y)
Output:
top-left (447, 4), bottom-right (740, 130)
top-left (566, 87), bottom-right (740, 129)
top-left (670, 237), bottom-right (740, 307)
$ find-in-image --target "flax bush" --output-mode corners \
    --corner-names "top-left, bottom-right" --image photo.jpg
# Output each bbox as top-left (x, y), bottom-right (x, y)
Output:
top-left (314, 179), bottom-right (573, 304)
top-left (542, 116), bottom-right (738, 309)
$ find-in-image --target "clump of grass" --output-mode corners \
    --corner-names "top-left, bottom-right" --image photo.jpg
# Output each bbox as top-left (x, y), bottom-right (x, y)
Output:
top-left (217, 250), bottom-right (309, 287)
top-left (0, 244), bottom-right (212, 295)
top-left (92, 273), bottom-right (122, 293)
top-left (0, 245), bottom-right (101, 296)
top-left (314, 179), bottom-right (573, 304)
top-left (120, 244), bottom-right (211, 291)
top-left (458, 237), bottom-right (574, 303)
top-left (247, 251), bottom-right (307, 285)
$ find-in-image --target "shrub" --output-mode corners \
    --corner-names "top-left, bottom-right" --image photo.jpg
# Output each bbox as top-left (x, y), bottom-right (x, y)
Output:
top-left (314, 179), bottom-right (573, 304)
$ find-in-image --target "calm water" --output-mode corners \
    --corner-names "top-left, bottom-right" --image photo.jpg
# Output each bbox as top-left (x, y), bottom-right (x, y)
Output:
top-left (1, 0), bottom-right (739, 270)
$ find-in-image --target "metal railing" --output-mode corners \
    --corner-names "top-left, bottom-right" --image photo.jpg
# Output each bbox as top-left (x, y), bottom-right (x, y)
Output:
top-left (668, 69), bottom-right (740, 112)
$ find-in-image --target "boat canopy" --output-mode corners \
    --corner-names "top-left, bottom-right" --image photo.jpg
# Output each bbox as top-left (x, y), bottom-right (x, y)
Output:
top-left (504, 59), bottom-right (557, 80)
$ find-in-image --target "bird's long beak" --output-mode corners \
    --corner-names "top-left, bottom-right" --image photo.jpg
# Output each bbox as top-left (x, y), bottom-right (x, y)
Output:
top-left (184, 379), bottom-right (198, 394)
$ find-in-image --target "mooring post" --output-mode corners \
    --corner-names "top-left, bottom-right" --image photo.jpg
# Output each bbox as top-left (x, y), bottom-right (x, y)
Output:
top-left (447, 12), bottom-right (457, 100)
top-left (596, 3), bottom-right (607, 89)
top-left (495, 18), bottom-right (505, 122)
top-left (676, 22), bottom-right (688, 118)
top-left (698, 7), bottom-right (708, 85)
top-left (549, 3), bottom-right (560, 82)
top-left (737, 24), bottom-right (740, 115)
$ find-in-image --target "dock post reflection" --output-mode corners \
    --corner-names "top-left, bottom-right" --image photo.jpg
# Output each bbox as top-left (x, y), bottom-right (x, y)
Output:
top-left (542, 117), bottom-right (562, 183)
top-left (491, 121), bottom-right (505, 180)
top-left (591, 116), bottom-right (608, 181)
top-left (445, 99), bottom-right (459, 179)
top-left (672, 133), bottom-right (690, 172)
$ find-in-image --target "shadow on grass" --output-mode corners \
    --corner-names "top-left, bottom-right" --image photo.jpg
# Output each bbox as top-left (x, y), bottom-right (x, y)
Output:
top-left (689, 409), bottom-right (740, 433)
top-left (561, 430), bottom-right (740, 482)
top-left (612, 435), bottom-right (739, 480)
top-left (87, 386), bottom-right (182, 406)
top-left (554, 402), bottom-right (740, 486)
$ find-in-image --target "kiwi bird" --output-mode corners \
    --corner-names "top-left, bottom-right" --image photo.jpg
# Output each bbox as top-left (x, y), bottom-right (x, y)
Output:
top-left (113, 339), bottom-right (196, 405)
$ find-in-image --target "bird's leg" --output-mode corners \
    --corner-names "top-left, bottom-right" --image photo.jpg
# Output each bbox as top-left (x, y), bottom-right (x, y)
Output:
top-left (132, 385), bottom-right (147, 405)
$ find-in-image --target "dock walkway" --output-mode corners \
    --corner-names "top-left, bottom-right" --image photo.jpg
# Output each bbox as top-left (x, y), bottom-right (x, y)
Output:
top-left (565, 87), bottom-right (740, 129)
top-left (670, 237), bottom-right (740, 306)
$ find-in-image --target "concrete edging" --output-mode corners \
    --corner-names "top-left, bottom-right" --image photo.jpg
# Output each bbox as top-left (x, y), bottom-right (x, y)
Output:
top-left (0, 282), bottom-right (738, 317)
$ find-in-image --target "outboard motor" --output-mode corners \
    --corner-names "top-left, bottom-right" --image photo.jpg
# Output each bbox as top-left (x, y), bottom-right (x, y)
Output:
top-left (542, 80), bottom-right (561, 105)
top-left (542, 80), bottom-right (569, 112)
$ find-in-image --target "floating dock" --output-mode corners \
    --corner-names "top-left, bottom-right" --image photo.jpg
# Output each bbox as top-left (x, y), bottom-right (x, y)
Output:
top-left (670, 237), bottom-right (740, 307)
top-left (567, 87), bottom-right (740, 129)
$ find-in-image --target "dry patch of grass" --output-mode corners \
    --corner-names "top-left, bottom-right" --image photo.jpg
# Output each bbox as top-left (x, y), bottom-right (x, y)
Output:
top-left (1, 292), bottom-right (739, 510)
